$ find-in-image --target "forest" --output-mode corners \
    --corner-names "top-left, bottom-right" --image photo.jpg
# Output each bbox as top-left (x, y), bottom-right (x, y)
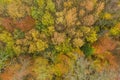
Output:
top-left (0, 0), bottom-right (120, 80)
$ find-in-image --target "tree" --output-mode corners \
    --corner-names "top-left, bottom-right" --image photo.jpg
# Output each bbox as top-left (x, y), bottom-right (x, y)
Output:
top-left (46, 0), bottom-right (56, 12)
top-left (110, 23), bottom-right (120, 36)
top-left (93, 35), bottom-right (117, 54)
top-left (65, 7), bottom-right (77, 27)
top-left (86, 29), bottom-right (97, 43)
top-left (41, 11), bottom-right (54, 26)
top-left (81, 43), bottom-right (94, 57)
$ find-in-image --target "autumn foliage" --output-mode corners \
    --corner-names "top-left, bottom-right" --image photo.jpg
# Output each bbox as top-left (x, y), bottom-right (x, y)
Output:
top-left (0, 0), bottom-right (120, 80)
top-left (93, 35), bottom-right (117, 54)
